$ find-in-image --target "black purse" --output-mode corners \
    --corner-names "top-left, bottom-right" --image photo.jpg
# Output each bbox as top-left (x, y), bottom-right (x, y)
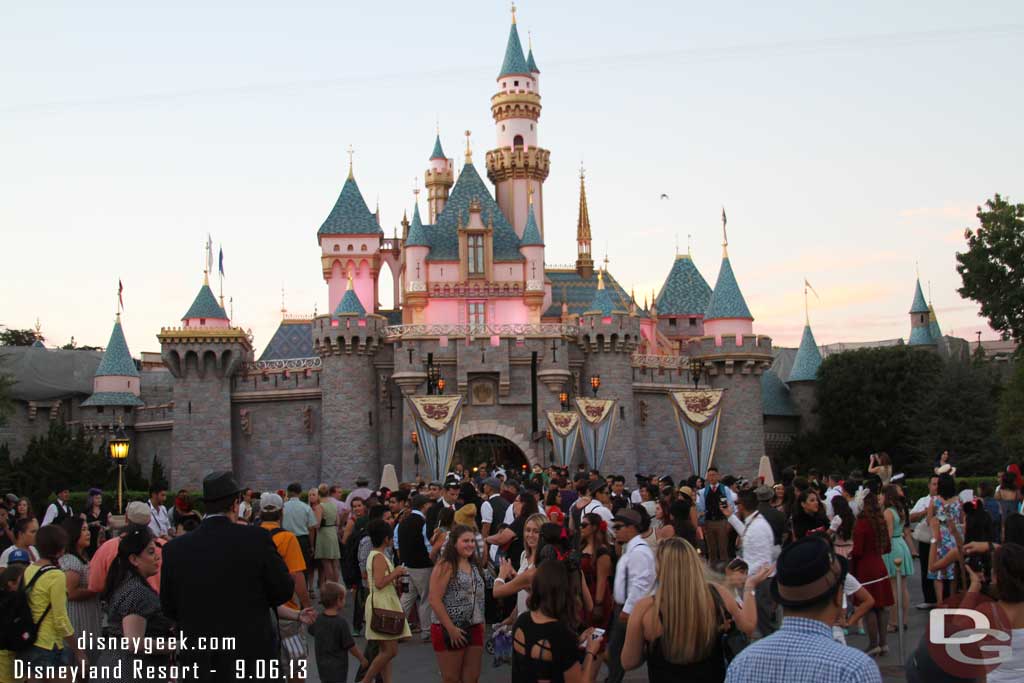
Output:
top-left (711, 585), bottom-right (749, 663)
top-left (443, 568), bottom-right (480, 650)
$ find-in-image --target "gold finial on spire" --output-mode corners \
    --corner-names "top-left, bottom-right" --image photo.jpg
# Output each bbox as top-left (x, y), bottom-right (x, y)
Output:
top-left (436, 116), bottom-right (440, 136)
top-left (464, 130), bottom-right (472, 163)
top-left (280, 285), bottom-right (286, 319)
top-left (528, 28), bottom-right (532, 50)
top-left (511, 1), bottom-right (517, 25)
top-left (721, 206), bottom-right (729, 257)
top-left (528, 185), bottom-right (534, 205)
top-left (347, 272), bottom-right (354, 289)
top-left (688, 233), bottom-right (692, 257)
top-left (347, 145), bottom-right (355, 179)
top-left (413, 175), bottom-right (420, 199)
top-left (596, 269), bottom-right (605, 290)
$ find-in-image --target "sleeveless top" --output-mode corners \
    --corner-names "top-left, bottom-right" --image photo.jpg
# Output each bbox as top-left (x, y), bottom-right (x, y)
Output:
top-left (645, 586), bottom-right (726, 683)
top-left (431, 564), bottom-right (485, 626)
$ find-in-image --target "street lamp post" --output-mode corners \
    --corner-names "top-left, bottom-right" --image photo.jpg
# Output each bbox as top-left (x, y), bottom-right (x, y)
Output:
top-left (411, 430), bottom-right (420, 477)
top-left (436, 378), bottom-right (446, 395)
top-left (589, 375), bottom-right (601, 397)
top-left (107, 421), bottom-right (131, 515)
top-left (558, 391), bottom-right (569, 410)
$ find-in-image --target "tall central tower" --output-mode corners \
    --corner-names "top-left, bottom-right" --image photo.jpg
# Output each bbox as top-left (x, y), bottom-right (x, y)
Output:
top-left (485, 8), bottom-right (550, 239)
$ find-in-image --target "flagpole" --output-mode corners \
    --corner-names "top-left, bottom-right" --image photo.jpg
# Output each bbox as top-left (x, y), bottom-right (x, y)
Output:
top-left (804, 279), bottom-right (809, 325)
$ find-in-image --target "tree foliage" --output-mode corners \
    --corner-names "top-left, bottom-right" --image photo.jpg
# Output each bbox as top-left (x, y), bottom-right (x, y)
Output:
top-left (956, 194), bottom-right (1024, 345)
top-left (0, 328), bottom-right (41, 346)
top-left (0, 423), bottom-right (117, 512)
top-left (999, 361), bottom-right (1024, 464)
top-left (781, 347), bottom-right (1006, 477)
top-left (0, 361), bottom-right (13, 428)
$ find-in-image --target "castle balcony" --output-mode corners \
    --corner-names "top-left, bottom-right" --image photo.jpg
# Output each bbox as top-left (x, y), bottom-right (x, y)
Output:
top-left (380, 237), bottom-right (403, 255)
top-left (384, 323), bottom-right (577, 342)
top-left (429, 281), bottom-right (524, 298)
top-left (630, 353), bottom-right (693, 369)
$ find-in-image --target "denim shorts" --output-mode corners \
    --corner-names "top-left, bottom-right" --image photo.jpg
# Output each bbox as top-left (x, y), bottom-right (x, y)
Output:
top-left (20, 644), bottom-right (64, 668)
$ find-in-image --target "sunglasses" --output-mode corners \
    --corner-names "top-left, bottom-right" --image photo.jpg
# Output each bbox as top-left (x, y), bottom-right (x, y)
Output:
top-left (579, 522), bottom-right (590, 528)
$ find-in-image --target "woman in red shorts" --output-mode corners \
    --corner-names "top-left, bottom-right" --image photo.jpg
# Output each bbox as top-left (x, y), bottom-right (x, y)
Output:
top-left (429, 525), bottom-right (487, 682)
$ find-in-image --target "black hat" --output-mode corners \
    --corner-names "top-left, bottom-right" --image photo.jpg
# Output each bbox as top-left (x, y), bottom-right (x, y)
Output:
top-left (355, 477), bottom-right (370, 486)
top-left (201, 471), bottom-right (244, 503)
top-left (588, 480), bottom-right (607, 496)
top-left (770, 536), bottom-right (847, 608)
top-left (411, 494), bottom-right (431, 510)
top-left (612, 509), bottom-right (642, 528)
top-left (458, 482), bottom-right (477, 502)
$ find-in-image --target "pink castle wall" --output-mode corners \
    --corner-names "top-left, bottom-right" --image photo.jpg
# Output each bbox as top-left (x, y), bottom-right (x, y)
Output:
top-left (704, 318), bottom-right (754, 346)
top-left (184, 317), bottom-right (229, 329)
top-left (95, 375), bottom-right (140, 395)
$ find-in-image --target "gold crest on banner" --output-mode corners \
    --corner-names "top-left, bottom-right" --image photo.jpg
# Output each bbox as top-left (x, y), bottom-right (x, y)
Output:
top-left (671, 389), bottom-right (724, 428)
top-left (546, 411), bottom-right (580, 437)
top-left (408, 395), bottom-right (464, 433)
top-left (575, 398), bottom-right (615, 425)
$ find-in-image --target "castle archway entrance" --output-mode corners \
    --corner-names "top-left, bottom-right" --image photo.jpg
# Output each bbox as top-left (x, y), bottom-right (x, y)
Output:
top-left (452, 434), bottom-right (530, 478)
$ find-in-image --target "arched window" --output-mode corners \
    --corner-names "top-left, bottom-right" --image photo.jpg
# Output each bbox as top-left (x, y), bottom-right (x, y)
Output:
top-left (513, 135), bottom-right (524, 148)
top-left (360, 244), bottom-right (367, 252)
top-left (333, 244), bottom-right (340, 252)
top-left (347, 244), bottom-right (354, 252)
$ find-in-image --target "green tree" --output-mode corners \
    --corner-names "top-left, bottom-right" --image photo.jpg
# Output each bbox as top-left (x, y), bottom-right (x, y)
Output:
top-left (913, 360), bottom-right (1002, 476)
top-left (0, 362), bottom-right (13, 427)
top-left (0, 423), bottom-right (116, 512)
top-left (808, 346), bottom-right (943, 473)
top-left (999, 361), bottom-right (1024, 463)
top-left (956, 194), bottom-right (1024, 347)
top-left (0, 328), bottom-right (41, 346)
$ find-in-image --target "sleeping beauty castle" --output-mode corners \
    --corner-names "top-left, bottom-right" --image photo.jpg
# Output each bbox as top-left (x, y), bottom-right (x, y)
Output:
top-left (0, 10), bottom-right (961, 489)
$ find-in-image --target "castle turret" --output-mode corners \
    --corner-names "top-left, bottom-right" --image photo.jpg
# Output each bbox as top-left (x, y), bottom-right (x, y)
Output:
top-left (655, 252), bottom-right (712, 341)
top-left (703, 212), bottom-right (753, 342)
top-left (403, 202), bottom-right (430, 322)
top-left (159, 275), bottom-right (253, 488)
top-left (786, 320), bottom-right (823, 433)
top-left (519, 190), bottom-right (546, 319)
top-left (486, 7), bottom-right (550, 237)
top-left (526, 31), bottom-right (540, 87)
top-left (578, 270), bottom-right (639, 476)
top-left (318, 154), bottom-right (383, 315)
top-left (907, 278), bottom-right (935, 346)
top-left (575, 168), bottom-right (594, 279)
top-left (82, 315), bottom-right (144, 412)
top-left (314, 276), bottom-right (385, 485)
top-left (424, 134), bottom-right (454, 222)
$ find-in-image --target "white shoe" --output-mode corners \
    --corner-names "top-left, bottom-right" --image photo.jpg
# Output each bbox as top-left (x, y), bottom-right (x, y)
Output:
top-left (915, 602), bottom-right (934, 610)
top-left (865, 646), bottom-right (882, 657)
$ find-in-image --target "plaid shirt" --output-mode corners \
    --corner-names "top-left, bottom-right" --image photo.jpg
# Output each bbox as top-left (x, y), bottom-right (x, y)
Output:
top-left (726, 617), bottom-right (881, 683)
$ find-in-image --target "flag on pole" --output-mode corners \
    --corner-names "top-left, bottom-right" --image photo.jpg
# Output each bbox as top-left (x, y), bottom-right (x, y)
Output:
top-left (118, 280), bottom-right (124, 312)
top-left (804, 278), bottom-right (820, 300)
top-left (218, 246), bottom-right (224, 276)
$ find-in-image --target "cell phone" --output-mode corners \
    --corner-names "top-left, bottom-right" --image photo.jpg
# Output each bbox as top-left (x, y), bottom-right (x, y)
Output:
top-left (719, 499), bottom-right (729, 508)
top-left (590, 628), bottom-right (605, 640)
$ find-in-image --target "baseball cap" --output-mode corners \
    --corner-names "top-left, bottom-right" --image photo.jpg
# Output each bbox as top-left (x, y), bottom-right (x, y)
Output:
top-left (6, 548), bottom-right (31, 565)
top-left (125, 501), bottom-right (151, 525)
top-left (260, 492), bottom-right (284, 512)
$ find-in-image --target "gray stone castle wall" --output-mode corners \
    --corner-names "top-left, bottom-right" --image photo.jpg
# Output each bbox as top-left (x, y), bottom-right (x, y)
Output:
top-left (231, 398), bottom-right (321, 490)
top-left (787, 381), bottom-right (818, 434)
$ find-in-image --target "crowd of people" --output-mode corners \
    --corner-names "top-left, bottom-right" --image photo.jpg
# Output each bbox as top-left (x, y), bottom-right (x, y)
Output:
top-left (1, 453), bottom-right (1023, 683)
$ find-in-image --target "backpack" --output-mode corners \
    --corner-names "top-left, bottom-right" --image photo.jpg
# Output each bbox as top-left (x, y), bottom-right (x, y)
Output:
top-left (341, 525), bottom-right (367, 588)
top-left (0, 564), bottom-right (58, 652)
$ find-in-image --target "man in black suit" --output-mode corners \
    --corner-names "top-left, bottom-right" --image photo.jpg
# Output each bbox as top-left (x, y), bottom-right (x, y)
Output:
top-left (161, 471), bottom-right (295, 682)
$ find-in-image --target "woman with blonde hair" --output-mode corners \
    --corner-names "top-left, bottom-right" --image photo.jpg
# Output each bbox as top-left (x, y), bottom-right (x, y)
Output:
top-left (621, 537), bottom-right (769, 682)
top-left (314, 484), bottom-right (341, 593)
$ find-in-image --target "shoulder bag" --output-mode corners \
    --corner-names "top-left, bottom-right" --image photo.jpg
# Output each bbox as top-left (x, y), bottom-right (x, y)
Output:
top-left (369, 555), bottom-right (407, 636)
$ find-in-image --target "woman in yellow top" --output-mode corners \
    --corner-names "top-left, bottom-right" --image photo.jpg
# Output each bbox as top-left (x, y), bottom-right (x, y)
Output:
top-left (361, 518), bottom-right (410, 683)
top-left (18, 524), bottom-right (85, 672)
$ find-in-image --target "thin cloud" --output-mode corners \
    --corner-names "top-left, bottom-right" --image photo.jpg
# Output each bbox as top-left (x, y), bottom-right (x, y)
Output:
top-left (897, 204), bottom-right (975, 220)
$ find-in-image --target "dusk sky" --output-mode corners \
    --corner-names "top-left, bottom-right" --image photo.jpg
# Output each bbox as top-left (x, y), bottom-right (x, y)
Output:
top-left (3, 1), bottom-right (1021, 357)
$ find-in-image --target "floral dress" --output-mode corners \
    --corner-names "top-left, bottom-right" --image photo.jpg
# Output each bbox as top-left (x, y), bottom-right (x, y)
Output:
top-left (929, 498), bottom-right (963, 581)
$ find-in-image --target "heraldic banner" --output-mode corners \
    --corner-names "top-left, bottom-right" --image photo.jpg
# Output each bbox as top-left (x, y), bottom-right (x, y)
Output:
top-left (407, 395), bottom-right (464, 482)
top-left (575, 398), bottom-right (617, 471)
top-left (546, 411), bottom-right (580, 467)
top-left (670, 389), bottom-right (724, 478)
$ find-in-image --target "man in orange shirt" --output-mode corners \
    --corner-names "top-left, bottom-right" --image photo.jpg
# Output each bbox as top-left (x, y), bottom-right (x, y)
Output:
top-left (258, 492), bottom-right (311, 609)
top-left (88, 500), bottom-right (164, 594)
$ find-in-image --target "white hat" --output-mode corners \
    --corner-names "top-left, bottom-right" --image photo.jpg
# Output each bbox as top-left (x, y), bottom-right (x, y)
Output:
top-left (260, 492), bottom-right (283, 512)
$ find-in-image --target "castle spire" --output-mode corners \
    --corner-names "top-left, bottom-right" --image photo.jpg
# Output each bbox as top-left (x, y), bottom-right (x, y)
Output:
top-left (721, 206), bottom-right (729, 257)
top-left (347, 145), bottom-right (355, 180)
top-left (575, 164), bottom-right (594, 278)
top-left (464, 130), bottom-right (472, 164)
top-left (499, 5), bottom-right (529, 77)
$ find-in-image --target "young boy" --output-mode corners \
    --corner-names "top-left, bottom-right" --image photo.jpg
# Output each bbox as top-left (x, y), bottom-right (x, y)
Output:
top-left (309, 581), bottom-right (368, 683)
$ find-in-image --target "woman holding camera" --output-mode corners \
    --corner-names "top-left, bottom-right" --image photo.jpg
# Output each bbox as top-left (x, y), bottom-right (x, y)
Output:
top-left (429, 525), bottom-right (486, 683)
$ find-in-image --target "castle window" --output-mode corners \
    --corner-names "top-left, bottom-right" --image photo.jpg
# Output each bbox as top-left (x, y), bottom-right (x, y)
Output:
top-left (360, 244), bottom-right (367, 252)
top-left (689, 317), bottom-right (697, 327)
top-left (669, 318), bottom-right (677, 327)
top-left (199, 318), bottom-right (206, 325)
top-left (468, 302), bottom-right (485, 326)
top-left (347, 244), bottom-right (354, 251)
top-left (514, 80), bottom-right (519, 87)
top-left (501, 124), bottom-right (506, 132)
top-left (530, 124), bottom-right (534, 130)
top-left (513, 135), bottom-right (524, 148)
top-left (333, 244), bottom-right (339, 252)
top-left (468, 234), bottom-right (485, 276)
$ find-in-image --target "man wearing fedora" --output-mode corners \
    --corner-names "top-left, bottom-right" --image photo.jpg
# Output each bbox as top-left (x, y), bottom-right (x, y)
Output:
top-left (161, 471), bottom-right (295, 682)
top-left (725, 536), bottom-right (881, 683)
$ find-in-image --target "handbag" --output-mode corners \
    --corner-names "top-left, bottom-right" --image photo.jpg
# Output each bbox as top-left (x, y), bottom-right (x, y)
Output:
top-left (443, 567), bottom-right (480, 650)
top-left (711, 584), bottom-right (748, 663)
top-left (368, 556), bottom-right (407, 636)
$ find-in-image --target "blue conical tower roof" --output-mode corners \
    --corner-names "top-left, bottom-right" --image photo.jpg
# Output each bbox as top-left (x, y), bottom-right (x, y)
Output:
top-left (182, 282), bottom-right (228, 321)
top-left (430, 135), bottom-right (445, 160)
top-left (95, 318), bottom-right (139, 377)
top-left (520, 203), bottom-right (543, 246)
top-left (405, 203), bottom-right (430, 247)
top-left (655, 254), bottom-right (712, 316)
top-left (334, 277), bottom-right (367, 316)
top-left (928, 304), bottom-right (943, 341)
top-left (318, 174), bottom-right (383, 236)
top-left (499, 22), bottom-right (530, 77)
top-left (909, 278), bottom-right (929, 314)
top-left (585, 271), bottom-right (625, 316)
top-left (705, 257), bottom-right (753, 320)
top-left (788, 324), bottom-right (823, 383)
top-left (526, 47), bottom-right (539, 73)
